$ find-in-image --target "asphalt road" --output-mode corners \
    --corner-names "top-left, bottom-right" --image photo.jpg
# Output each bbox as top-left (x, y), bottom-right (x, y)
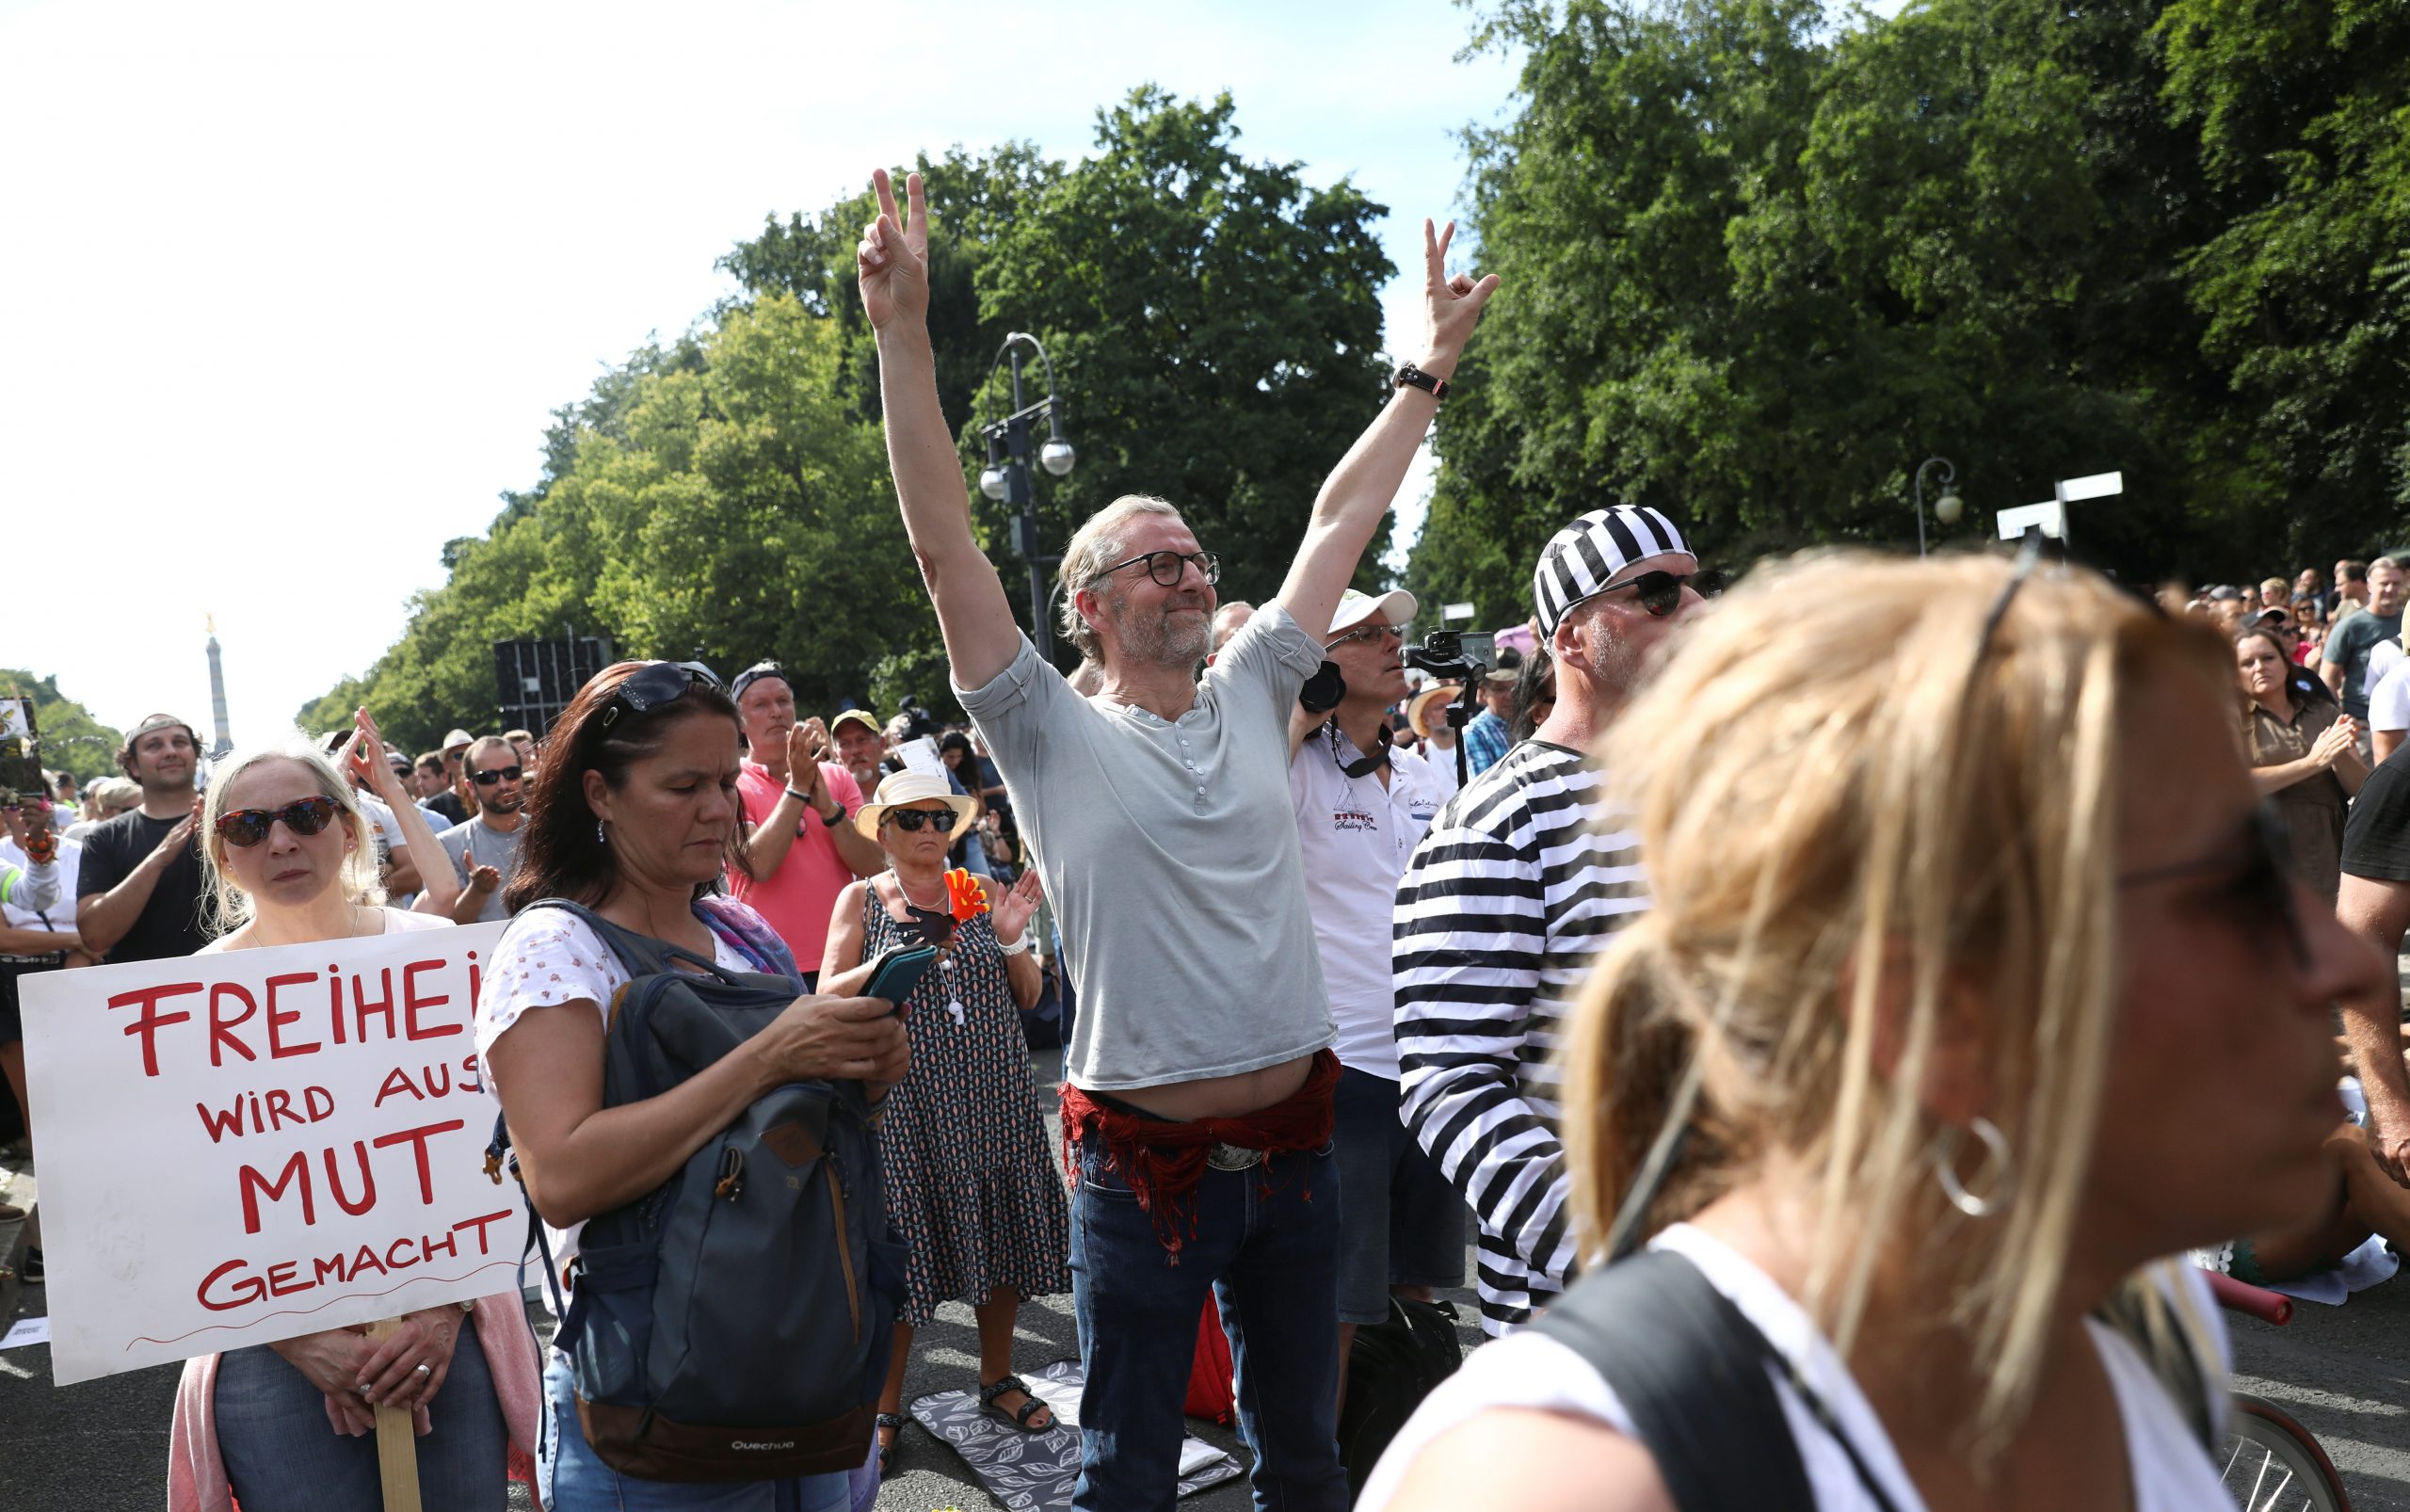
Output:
top-left (4, 1048), bottom-right (2405, 1512)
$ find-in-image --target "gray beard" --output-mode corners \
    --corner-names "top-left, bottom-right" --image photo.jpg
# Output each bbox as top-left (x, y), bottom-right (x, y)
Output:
top-left (1110, 593), bottom-right (1212, 668)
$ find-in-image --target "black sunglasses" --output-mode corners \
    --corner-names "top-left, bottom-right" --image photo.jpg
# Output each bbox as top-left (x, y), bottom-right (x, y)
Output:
top-left (2119, 803), bottom-right (2306, 969)
top-left (884, 807), bottom-right (960, 834)
top-left (1100, 550), bottom-right (1221, 588)
top-left (600, 661), bottom-right (723, 731)
top-left (215, 796), bottom-right (341, 848)
top-left (1593, 570), bottom-right (1700, 618)
top-left (471, 764), bottom-right (525, 786)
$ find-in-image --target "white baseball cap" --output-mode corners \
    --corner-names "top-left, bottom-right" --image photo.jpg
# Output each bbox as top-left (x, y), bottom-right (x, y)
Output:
top-left (1326, 587), bottom-right (1418, 640)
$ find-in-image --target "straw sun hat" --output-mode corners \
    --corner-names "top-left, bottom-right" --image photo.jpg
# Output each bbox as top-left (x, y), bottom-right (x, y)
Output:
top-left (854, 769), bottom-right (980, 842)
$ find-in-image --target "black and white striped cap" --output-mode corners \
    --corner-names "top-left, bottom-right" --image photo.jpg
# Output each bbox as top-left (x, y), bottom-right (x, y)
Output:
top-left (1532, 506), bottom-right (1695, 634)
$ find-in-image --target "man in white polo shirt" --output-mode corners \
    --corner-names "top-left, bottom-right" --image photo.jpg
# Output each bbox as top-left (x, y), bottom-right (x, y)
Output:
top-left (1287, 587), bottom-right (1458, 1409)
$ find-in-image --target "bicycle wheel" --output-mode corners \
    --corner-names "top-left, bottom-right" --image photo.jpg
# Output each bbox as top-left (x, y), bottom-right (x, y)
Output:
top-left (2220, 1395), bottom-right (2353, 1512)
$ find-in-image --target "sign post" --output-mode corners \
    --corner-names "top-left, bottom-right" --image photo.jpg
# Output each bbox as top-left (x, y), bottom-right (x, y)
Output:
top-left (20, 922), bottom-right (514, 1388)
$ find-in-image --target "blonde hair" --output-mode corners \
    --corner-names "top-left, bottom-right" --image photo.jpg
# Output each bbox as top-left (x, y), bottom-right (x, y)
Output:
top-left (1056, 494), bottom-right (1186, 662)
top-left (1564, 549), bottom-right (2226, 1446)
top-left (201, 740), bottom-right (386, 935)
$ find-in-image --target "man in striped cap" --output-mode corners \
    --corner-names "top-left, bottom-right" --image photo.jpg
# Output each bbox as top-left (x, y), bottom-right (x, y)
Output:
top-left (1391, 505), bottom-right (1705, 1335)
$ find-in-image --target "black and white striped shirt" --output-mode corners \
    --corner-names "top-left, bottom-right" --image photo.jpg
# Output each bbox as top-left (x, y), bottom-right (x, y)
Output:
top-left (1391, 740), bottom-right (1648, 1335)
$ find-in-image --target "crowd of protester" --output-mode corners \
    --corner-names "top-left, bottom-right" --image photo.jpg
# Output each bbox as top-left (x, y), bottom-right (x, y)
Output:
top-left (0, 165), bottom-right (2402, 1511)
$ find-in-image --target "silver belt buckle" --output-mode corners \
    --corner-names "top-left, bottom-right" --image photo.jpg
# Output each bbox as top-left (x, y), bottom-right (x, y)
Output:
top-left (1206, 1142), bottom-right (1261, 1172)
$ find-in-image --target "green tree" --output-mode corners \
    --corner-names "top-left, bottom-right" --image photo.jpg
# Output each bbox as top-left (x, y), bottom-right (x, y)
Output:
top-left (1412, 0), bottom-right (2410, 619)
top-left (976, 89), bottom-right (1397, 624)
top-left (2159, 0), bottom-right (2410, 536)
top-left (0, 670), bottom-right (126, 784)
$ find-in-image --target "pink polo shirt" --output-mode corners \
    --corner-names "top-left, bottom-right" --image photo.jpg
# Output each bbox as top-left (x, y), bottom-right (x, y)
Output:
top-left (730, 759), bottom-right (865, 971)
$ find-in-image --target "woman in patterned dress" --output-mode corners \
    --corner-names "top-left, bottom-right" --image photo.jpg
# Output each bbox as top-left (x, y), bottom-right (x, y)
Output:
top-left (821, 770), bottom-right (1068, 1472)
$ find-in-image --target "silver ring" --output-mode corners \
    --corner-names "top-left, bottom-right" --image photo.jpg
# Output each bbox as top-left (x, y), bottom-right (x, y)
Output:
top-left (413, 1362), bottom-right (433, 1377)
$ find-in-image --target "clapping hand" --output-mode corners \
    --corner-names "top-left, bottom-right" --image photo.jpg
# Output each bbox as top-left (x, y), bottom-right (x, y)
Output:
top-left (856, 168), bottom-right (930, 332)
top-left (1421, 218), bottom-right (1499, 365)
top-left (786, 720), bottom-right (828, 798)
top-left (2312, 718), bottom-right (2358, 769)
top-left (991, 869), bottom-right (1044, 948)
top-left (348, 707), bottom-right (409, 805)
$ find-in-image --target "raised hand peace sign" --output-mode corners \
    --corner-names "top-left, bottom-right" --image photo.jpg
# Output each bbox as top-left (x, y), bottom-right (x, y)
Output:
top-left (1421, 218), bottom-right (1500, 362)
top-left (857, 168), bottom-right (930, 333)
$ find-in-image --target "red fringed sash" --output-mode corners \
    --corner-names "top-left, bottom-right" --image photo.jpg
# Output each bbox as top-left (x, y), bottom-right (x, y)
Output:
top-left (1060, 1050), bottom-right (1340, 1264)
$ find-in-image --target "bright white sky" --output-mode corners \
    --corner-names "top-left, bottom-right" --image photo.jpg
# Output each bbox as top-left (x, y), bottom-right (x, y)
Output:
top-left (2, 0), bottom-right (1899, 744)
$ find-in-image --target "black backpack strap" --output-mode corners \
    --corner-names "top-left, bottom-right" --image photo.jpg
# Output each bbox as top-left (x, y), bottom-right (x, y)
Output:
top-left (523, 895), bottom-right (742, 983)
top-left (1531, 1248), bottom-right (1830, 1512)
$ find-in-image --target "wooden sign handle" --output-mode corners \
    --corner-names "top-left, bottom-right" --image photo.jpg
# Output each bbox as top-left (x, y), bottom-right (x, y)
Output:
top-left (363, 1317), bottom-right (424, 1512)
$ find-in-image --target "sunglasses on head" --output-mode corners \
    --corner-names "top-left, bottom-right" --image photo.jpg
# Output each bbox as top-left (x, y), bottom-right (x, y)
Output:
top-left (215, 796), bottom-right (341, 848)
top-left (1100, 550), bottom-right (1221, 588)
top-left (600, 661), bottom-right (723, 731)
top-left (884, 807), bottom-right (960, 834)
top-left (472, 764), bottom-right (525, 786)
top-left (1593, 570), bottom-right (1698, 618)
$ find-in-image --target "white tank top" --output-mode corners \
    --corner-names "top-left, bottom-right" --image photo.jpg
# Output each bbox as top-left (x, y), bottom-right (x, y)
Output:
top-left (1356, 1224), bottom-right (2235, 1511)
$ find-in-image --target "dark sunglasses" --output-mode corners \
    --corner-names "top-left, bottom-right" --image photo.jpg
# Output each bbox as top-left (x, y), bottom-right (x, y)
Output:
top-left (1593, 570), bottom-right (1699, 618)
top-left (884, 807), bottom-right (960, 834)
top-left (215, 796), bottom-right (341, 848)
top-left (1100, 550), bottom-right (1221, 588)
top-left (471, 764), bottom-right (525, 786)
top-left (600, 661), bottom-right (723, 731)
top-left (2119, 802), bottom-right (2306, 969)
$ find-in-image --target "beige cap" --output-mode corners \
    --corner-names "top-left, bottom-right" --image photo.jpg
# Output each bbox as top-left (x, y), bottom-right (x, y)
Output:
top-left (1407, 684), bottom-right (1463, 741)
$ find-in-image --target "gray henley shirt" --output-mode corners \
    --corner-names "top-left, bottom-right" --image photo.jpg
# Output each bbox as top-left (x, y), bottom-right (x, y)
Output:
top-left (957, 601), bottom-right (1335, 1091)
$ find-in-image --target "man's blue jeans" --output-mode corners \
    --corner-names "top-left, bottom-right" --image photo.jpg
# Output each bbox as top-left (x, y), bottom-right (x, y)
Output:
top-left (1069, 1132), bottom-right (1348, 1512)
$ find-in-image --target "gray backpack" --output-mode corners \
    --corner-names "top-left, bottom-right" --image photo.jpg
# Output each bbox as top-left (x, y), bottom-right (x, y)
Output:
top-left (495, 898), bottom-right (906, 1483)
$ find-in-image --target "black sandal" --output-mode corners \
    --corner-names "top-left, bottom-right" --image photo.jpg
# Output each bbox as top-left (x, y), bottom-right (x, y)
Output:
top-left (875, 1411), bottom-right (904, 1475)
top-left (979, 1375), bottom-right (1053, 1433)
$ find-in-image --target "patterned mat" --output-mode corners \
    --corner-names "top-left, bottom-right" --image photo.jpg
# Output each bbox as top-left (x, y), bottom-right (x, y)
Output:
top-left (907, 1357), bottom-right (1243, 1510)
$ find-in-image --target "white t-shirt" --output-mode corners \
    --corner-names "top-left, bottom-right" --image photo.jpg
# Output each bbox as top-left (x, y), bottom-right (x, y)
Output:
top-left (2368, 636), bottom-right (2404, 700)
top-left (1357, 1224), bottom-right (2233, 1512)
top-left (0, 836), bottom-right (79, 936)
top-left (1289, 732), bottom-right (1448, 1081)
top-left (472, 907), bottom-right (757, 1304)
top-left (194, 906), bottom-right (455, 956)
top-left (2370, 659), bottom-right (2410, 735)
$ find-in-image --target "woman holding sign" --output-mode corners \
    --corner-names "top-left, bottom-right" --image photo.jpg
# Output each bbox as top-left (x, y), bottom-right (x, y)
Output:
top-left (166, 714), bottom-right (538, 1512)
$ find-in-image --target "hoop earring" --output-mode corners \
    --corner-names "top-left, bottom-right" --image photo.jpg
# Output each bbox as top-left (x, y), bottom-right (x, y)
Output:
top-left (1935, 1116), bottom-right (2016, 1219)
top-left (595, 819), bottom-right (607, 845)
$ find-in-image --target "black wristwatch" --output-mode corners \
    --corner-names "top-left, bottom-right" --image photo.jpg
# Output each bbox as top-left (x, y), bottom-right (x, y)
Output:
top-left (1393, 362), bottom-right (1450, 401)
top-left (818, 802), bottom-right (847, 828)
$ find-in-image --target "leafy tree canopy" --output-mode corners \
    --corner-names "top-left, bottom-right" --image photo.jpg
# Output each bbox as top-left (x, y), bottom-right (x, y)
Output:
top-left (1, 669), bottom-right (126, 784)
top-left (1410, 0), bottom-right (2410, 627)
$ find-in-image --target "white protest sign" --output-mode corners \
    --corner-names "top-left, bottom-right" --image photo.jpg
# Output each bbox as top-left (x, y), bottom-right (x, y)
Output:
top-left (896, 736), bottom-right (947, 779)
top-left (22, 921), bottom-right (514, 1385)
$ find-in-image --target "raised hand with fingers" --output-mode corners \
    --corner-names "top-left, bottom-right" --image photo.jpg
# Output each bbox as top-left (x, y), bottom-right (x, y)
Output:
top-left (1422, 217), bottom-right (1500, 367)
top-left (857, 168), bottom-right (930, 333)
top-left (992, 869), bottom-right (1044, 948)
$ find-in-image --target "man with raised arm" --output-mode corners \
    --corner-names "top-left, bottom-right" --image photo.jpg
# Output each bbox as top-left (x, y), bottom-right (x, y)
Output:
top-left (857, 168), bottom-right (1493, 1512)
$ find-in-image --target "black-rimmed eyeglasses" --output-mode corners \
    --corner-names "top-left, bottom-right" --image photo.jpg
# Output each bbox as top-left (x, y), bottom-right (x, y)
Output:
top-left (1099, 550), bottom-right (1220, 588)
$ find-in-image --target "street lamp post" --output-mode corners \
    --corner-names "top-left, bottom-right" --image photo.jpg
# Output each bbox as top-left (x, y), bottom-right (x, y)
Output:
top-left (1914, 456), bottom-right (1963, 557)
top-left (977, 333), bottom-right (1075, 664)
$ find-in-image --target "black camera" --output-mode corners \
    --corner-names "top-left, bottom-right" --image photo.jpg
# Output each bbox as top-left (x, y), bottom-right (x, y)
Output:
top-left (1403, 630), bottom-right (1476, 680)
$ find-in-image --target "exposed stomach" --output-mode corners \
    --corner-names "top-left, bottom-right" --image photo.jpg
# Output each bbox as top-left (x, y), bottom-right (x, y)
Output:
top-left (1101, 1053), bottom-right (1316, 1121)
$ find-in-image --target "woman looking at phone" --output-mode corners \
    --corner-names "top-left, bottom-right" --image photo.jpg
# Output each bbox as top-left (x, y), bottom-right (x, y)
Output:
top-left (167, 715), bottom-right (535, 1512)
top-left (820, 770), bottom-right (1066, 1472)
top-left (1364, 552), bottom-right (2384, 1511)
top-left (474, 661), bottom-right (909, 1512)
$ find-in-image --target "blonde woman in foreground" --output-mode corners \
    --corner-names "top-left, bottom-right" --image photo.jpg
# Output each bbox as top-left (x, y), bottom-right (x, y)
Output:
top-left (1362, 551), bottom-right (2382, 1511)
